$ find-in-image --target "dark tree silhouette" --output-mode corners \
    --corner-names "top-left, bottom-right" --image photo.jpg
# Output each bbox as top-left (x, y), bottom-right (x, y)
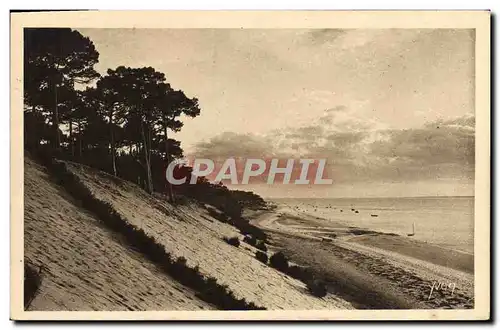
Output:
top-left (96, 66), bottom-right (200, 197)
top-left (95, 74), bottom-right (129, 176)
top-left (95, 67), bottom-right (165, 192)
top-left (23, 30), bottom-right (250, 208)
top-left (154, 88), bottom-right (200, 201)
top-left (24, 108), bottom-right (52, 149)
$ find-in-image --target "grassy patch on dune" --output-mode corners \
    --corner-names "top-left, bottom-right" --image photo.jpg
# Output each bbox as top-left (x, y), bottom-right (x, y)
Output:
top-left (43, 158), bottom-right (265, 310)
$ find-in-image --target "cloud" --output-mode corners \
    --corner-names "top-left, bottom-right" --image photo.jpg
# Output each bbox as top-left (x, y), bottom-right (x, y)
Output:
top-left (365, 114), bottom-right (475, 181)
top-left (189, 107), bottom-right (475, 184)
top-left (192, 132), bottom-right (276, 160)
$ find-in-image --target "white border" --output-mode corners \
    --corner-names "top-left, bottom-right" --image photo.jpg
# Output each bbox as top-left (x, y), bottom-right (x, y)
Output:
top-left (6, 6), bottom-right (493, 324)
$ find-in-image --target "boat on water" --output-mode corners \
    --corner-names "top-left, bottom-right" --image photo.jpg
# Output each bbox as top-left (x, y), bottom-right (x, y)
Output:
top-left (407, 222), bottom-right (416, 237)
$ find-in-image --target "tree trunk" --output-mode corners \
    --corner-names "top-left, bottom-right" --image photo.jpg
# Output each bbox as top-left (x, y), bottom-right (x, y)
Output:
top-left (147, 123), bottom-right (152, 189)
top-left (163, 117), bottom-right (175, 202)
top-left (140, 122), bottom-right (153, 194)
top-left (52, 83), bottom-right (61, 150)
top-left (109, 108), bottom-right (117, 176)
top-left (77, 119), bottom-right (83, 158)
top-left (110, 130), bottom-right (117, 176)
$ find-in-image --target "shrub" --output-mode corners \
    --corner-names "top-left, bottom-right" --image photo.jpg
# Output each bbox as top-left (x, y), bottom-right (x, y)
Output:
top-left (255, 251), bottom-right (268, 264)
top-left (229, 189), bottom-right (267, 210)
top-left (307, 279), bottom-right (328, 298)
top-left (269, 251), bottom-right (289, 272)
top-left (255, 240), bottom-right (267, 252)
top-left (243, 235), bottom-right (267, 252)
top-left (207, 208), bottom-right (228, 223)
top-left (24, 262), bottom-right (42, 309)
top-left (287, 265), bottom-right (314, 282)
top-left (224, 236), bottom-right (240, 247)
top-left (175, 256), bottom-right (187, 266)
top-left (238, 222), bottom-right (267, 241)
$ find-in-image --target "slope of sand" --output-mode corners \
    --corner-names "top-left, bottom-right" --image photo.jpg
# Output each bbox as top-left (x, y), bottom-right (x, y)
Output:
top-left (24, 157), bottom-right (213, 311)
top-left (62, 161), bottom-right (353, 310)
top-left (250, 208), bottom-right (474, 309)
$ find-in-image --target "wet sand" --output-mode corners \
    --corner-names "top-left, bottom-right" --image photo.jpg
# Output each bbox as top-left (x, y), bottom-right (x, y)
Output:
top-left (349, 234), bottom-right (473, 274)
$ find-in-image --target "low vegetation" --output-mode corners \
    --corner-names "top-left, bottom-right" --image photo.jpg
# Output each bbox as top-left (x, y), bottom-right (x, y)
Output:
top-left (255, 251), bottom-right (268, 264)
top-left (236, 222), bottom-right (267, 242)
top-left (243, 234), bottom-right (268, 252)
top-left (223, 236), bottom-right (240, 248)
top-left (287, 265), bottom-right (314, 283)
top-left (306, 279), bottom-right (328, 298)
top-left (228, 190), bottom-right (267, 210)
top-left (243, 235), bottom-right (257, 246)
top-left (255, 240), bottom-right (268, 252)
top-left (269, 252), bottom-right (289, 272)
top-left (268, 251), bottom-right (328, 299)
top-left (204, 205), bottom-right (267, 243)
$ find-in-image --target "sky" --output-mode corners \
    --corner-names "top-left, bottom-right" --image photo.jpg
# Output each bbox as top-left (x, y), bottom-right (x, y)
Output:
top-left (77, 28), bottom-right (475, 198)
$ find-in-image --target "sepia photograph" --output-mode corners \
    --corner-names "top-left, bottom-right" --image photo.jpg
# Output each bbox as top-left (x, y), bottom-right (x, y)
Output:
top-left (10, 11), bottom-right (490, 321)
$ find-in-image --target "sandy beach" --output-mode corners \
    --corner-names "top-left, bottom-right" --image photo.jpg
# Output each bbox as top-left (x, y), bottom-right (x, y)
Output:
top-left (247, 205), bottom-right (474, 309)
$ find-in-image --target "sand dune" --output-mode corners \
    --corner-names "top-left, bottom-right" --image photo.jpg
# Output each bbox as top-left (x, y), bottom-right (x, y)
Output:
top-left (31, 158), bottom-right (352, 310)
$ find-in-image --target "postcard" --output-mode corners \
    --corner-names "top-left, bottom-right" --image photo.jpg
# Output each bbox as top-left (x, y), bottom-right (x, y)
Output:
top-left (11, 10), bottom-right (490, 321)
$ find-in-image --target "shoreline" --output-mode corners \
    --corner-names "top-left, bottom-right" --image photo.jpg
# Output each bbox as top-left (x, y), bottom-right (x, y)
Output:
top-left (245, 206), bottom-right (474, 309)
top-left (248, 206), bottom-right (473, 273)
top-left (266, 198), bottom-right (474, 256)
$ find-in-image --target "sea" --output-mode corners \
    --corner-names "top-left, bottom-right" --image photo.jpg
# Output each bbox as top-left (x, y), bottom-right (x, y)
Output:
top-left (272, 197), bottom-right (474, 254)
